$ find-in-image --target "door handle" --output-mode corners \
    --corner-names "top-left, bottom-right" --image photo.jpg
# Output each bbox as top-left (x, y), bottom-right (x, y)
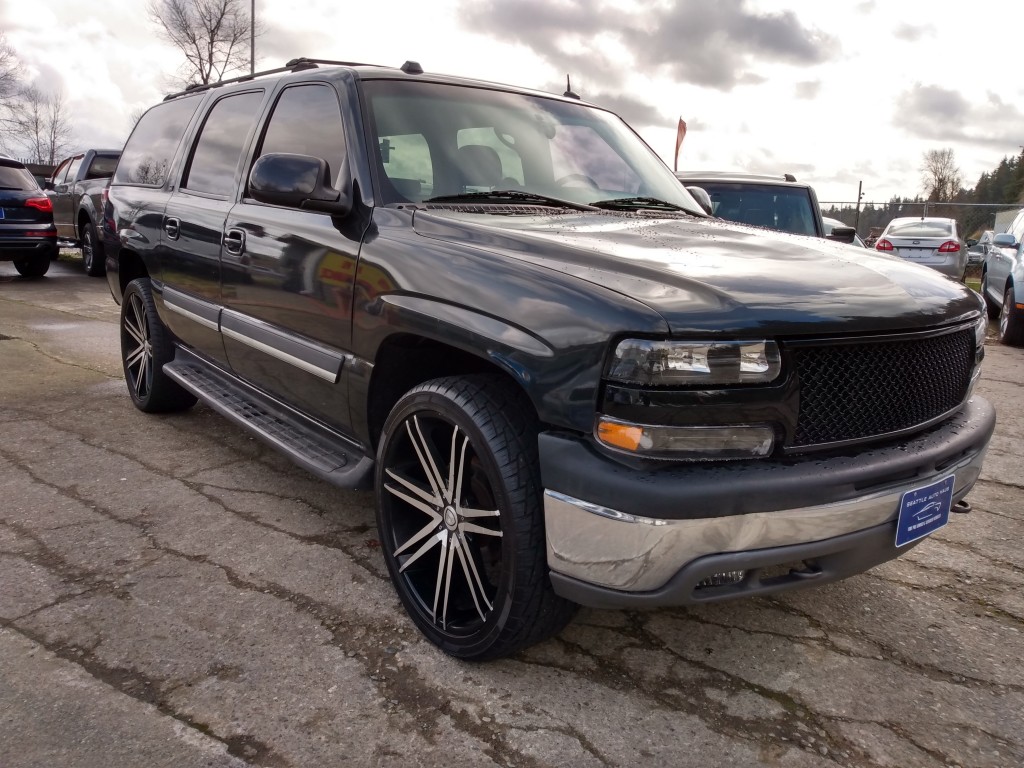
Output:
top-left (164, 217), bottom-right (180, 240)
top-left (223, 228), bottom-right (246, 256)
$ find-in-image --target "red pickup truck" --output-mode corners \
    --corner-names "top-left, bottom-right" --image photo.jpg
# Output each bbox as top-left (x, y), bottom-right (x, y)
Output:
top-left (46, 149), bottom-right (120, 276)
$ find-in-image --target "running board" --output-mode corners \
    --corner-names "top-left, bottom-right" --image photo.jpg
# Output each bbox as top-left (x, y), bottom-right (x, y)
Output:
top-left (164, 351), bottom-right (374, 490)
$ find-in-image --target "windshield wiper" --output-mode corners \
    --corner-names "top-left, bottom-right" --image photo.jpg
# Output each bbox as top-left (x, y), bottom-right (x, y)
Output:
top-left (589, 196), bottom-right (695, 213)
top-left (422, 190), bottom-right (600, 212)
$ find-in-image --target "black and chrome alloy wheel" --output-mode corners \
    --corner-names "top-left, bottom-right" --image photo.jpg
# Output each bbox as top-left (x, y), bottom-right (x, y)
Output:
top-left (375, 376), bottom-right (575, 660)
top-left (119, 278), bottom-right (197, 413)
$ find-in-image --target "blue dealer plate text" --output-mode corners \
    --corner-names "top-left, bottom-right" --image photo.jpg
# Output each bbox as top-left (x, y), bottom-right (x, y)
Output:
top-left (896, 475), bottom-right (954, 548)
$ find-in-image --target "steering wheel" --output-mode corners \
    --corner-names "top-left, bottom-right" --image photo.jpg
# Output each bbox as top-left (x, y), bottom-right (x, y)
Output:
top-left (556, 173), bottom-right (599, 188)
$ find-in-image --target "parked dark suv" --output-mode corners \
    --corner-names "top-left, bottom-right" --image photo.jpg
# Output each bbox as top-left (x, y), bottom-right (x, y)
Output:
top-left (676, 170), bottom-right (857, 244)
top-left (1, 156), bottom-right (58, 277)
top-left (104, 59), bottom-right (994, 660)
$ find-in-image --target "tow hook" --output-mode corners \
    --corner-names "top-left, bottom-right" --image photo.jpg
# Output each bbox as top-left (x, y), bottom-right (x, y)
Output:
top-left (953, 499), bottom-right (972, 514)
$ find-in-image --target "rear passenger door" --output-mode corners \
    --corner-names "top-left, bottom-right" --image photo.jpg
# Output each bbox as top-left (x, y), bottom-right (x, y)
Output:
top-left (52, 154), bottom-right (83, 238)
top-left (221, 82), bottom-right (359, 434)
top-left (159, 89), bottom-right (265, 368)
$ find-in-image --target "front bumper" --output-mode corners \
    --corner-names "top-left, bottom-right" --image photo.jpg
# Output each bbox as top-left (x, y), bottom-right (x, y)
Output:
top-left (540, 397), bottom-right (994, 607)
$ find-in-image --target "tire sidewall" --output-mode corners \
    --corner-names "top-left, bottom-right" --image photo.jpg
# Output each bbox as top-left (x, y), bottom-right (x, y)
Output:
top-left (1000, 284), bottom-right (1023, 345)
top-left (375, 383), bottom-right (526, 659)
top-left (119, 277), bottom-right (195, 413)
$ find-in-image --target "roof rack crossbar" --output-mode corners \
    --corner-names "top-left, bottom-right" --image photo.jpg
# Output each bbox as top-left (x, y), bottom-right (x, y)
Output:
top-left (163, 57), bottom-right (378, 101)
top-left (285, 57), bottom-right (384, 69)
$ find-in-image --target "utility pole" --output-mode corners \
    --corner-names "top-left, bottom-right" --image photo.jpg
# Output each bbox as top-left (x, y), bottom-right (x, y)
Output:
top-left (854, 181), bottom-right (864, 231)
top-left (250, 0), bottom-right (255, 75)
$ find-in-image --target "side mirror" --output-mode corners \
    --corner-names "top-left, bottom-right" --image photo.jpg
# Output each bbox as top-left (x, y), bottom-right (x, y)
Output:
top-left (249, 152), bottom-right (351, 215)
top-left (825, 226), bottom-right (857, 244)
top-left (992, 233), bottom-right (1017, 248)
top-left (685, 185), bottom-right (713, 214)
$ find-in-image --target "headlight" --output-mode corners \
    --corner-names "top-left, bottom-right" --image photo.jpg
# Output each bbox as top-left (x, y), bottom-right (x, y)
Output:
top-left (608, 339), bottom-right (781, 386)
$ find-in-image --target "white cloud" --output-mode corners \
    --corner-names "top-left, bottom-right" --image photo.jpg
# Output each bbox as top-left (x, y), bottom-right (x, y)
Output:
top-left (2, 0), bottom-right (1021, 204)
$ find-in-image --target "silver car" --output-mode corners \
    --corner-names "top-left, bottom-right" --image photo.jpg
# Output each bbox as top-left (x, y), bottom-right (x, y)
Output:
top-left (967, 230), bottom-right (994, 265)
top-left (981, 210), bottom-right (1024, 346)
top-left (875, 217), bottom-right (967, 279)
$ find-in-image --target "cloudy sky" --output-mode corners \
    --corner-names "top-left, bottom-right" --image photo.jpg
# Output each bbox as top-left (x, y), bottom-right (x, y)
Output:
top-left (3, 0), bottom-right (1020, 204)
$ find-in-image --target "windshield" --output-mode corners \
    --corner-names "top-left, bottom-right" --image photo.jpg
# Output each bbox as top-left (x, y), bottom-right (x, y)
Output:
top-left (686, 181), bottom-right (817, 235)
top-left (362, 79), bottom-right (703, 214)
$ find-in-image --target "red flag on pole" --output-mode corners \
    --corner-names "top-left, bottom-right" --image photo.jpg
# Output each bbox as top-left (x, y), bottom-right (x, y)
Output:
top-left (674, 117), bottom-right (687, 172)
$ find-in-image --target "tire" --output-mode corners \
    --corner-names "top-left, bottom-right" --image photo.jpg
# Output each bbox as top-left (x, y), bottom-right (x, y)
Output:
top-left (13, 254), bottom-right (50, 278)
top-left (998, 284), bottom-right (1024, 347)
top-left (81, 219), bottom-right (105, 277)
top-left (375, 375), bottom-right (576, 660)
top-left (120, 278), bottom-right (197, 413)
top-left (981, 269), bottom-right (1000, 320)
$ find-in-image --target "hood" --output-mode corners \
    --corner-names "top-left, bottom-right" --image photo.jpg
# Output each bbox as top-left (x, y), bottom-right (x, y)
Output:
top-left (412, 210), bottom-right (982, 336)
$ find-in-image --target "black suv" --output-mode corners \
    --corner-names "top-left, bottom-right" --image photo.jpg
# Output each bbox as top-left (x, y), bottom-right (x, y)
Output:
top-left (104, 59), bottom-right (994, 660)
top-left (1, 156), bottom-right (58, 277)
top-left (676, 170), bottom-right (858, 243)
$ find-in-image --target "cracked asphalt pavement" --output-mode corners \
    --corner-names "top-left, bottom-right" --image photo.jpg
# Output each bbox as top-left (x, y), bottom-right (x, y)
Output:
top-left (2, 257), bottom-right (1022, 768)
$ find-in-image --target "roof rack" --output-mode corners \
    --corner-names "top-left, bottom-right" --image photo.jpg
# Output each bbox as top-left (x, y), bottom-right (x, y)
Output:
top-left (162, 57), bottom-right (384, 101)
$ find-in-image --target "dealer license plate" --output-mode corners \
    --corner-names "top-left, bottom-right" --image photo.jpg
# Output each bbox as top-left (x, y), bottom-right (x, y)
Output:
top-left (895, 475), bottom-right (954, 547)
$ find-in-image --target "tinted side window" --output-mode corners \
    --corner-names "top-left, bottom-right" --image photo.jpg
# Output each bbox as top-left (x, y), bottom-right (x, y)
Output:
top-left (65, 155), bottom-right (84, 182)
top-left (114, 96), bottom-right (203, 186)
top-left (1011, 212), bottom-right (1024, 241)
top-left (86, 155), bottom-right (119, 180)
top-left (50, 157), bottom-right (72, 184)
top-left (183, 91), bottom-right (264, 197)
top-left (256, 84), bottom-right (346, 187)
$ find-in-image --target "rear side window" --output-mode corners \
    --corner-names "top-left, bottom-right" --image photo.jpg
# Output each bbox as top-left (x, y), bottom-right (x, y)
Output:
top-left (0, 162), bottom-right (37, 191)
top-left (183, 91), bottom-right (264, 197)
top-left (114, 95), bottom-right (203, 186)
top-left (255, 84), bottom-right (346, 188)
top-left (86, 155), bottom-right (119, 180)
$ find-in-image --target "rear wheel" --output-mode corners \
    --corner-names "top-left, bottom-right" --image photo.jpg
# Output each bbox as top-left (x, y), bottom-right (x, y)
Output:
top-left (13, 254), bottom-right (50, 278)
top-left (981, 270), bottom-right (1000, 320)
top-left (375, 375), bottom-right (576, 660)
top-left (998, 284), bottom-right (1024, 347)
top-left (81, 220), bottom-right (105, 277)
top-left (120, 278), bottom-right (197, 413)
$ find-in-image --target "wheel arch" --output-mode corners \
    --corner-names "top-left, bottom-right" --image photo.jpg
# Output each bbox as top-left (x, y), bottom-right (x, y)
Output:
top-left (366, 333), bottom-right (542, 452)
top-left (117, 248), bottom-right (149, 297)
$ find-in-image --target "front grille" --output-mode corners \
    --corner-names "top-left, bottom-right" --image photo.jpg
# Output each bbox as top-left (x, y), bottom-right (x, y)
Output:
top-left (791, 328), bottom-right (975, 447)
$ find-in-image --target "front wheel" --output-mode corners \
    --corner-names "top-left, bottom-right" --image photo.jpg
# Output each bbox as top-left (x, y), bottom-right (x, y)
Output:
top-left (120, 278), bottom-right (197, 413)
top-left (998, 284), bottom-right (1024, 347)
top-left (375, 375), bottom-right (576, 660)
top-left (81, 220), bottom-right (105, 277)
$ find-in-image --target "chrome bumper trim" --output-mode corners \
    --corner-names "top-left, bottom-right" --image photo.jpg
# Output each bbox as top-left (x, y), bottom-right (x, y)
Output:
top-left (543, 447), bottom-right (985, 592)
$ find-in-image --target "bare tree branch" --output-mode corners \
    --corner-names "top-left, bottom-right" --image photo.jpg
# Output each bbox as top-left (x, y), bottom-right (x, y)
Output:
top-left (920, 148), bottom-right (963, 203)
top-left (0, 31), bottom-right (26, 153)
top-left (148, 0), bottom-right (262, 88)
top-left (7, 86), bottom-right (76, 164)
